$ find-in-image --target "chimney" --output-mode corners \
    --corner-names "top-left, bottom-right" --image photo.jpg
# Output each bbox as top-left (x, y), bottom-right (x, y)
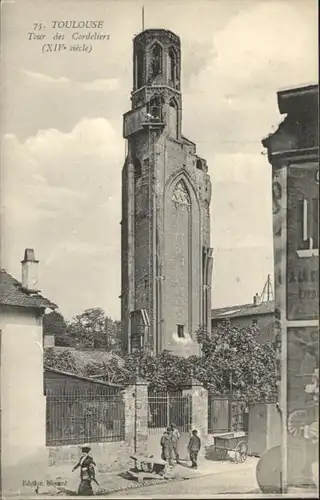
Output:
top-left (44, 335), bottom-right (55, 348)
top-left (253, 293), bottom-right (260, 306)
top-left (21, 248), bottom-right (39, 292)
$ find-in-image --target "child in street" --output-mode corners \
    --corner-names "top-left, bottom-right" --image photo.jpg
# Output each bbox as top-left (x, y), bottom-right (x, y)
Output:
top-left (188, 429), bottom-right (201, 469)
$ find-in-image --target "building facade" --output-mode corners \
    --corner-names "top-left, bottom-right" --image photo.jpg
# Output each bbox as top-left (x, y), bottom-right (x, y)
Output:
top-left (262, 84), bottom-right (319, 490)
top-left (121, 29), bottom-right (213, 356)
top-left (211, 297), bottom-right (275, 344)
top-left (0, 249), bottom-right (56, 491)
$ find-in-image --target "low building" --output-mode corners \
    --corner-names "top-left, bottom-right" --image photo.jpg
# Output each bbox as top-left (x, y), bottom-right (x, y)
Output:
top-left (0, 249), bottom-right (56, 491)
top-left (211, 295), bottom-right (275, 344)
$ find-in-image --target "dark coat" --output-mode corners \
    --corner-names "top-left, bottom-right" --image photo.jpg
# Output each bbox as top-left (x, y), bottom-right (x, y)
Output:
top-left (188, 435), bottom-right (201, 452)
top-left (73, 454), bottom-right (97, 482)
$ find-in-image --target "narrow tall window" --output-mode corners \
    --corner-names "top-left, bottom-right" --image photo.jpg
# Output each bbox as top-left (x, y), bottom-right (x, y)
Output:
top-left (149, 95), bottom-right (163, 121)
top-left (168, 99), bottom-right (178, 139)
top-left (151, 43), bottom-right (162, 76)
top-left (177, 324), bottom-right (185, 338)
top-left (169, 48), bottom-right (177, 86)
top-left (136, 48), bottom-right (144, 89)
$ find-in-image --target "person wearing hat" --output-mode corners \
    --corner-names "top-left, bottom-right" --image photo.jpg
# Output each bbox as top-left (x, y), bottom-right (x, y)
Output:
top-left (72, 446), bottom-right (98, 495)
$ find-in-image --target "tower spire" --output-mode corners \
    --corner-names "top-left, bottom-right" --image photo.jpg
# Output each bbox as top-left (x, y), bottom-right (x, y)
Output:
top-left (142, 6), bottom-right (145, 31)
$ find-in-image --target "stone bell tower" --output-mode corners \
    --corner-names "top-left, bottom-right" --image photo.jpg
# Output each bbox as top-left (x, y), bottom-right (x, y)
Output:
top-left (121, 29), bottom-right (213, 357)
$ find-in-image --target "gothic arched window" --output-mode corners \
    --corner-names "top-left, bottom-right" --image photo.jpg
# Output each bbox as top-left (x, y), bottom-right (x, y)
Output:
top-left (168, 98), bottom-right (178, 139)
top-left (136, 48), bottom-right (144, 89)
top-left (151, 43), bottom-right (162, 76)
top-left (168, 48), bottom-right (178, 86)
top-left (172, 180), bottom-right (191, 210)
top-left (196, 159), bottom-right (203, 170)
top-left (149, 95), bottom-right (164, 121)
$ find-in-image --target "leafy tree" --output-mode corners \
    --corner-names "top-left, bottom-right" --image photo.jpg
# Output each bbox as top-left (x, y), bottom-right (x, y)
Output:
top-left (43, 310), bottom-right (72, 346)
top-left (44, 317), bottom-right (276, 403)
top-left (194, 320), bottom-right (277, 403)
top-left (67, 308), bottom-right (123, 351)
top-left (93, 350), bottom-right (193, 390)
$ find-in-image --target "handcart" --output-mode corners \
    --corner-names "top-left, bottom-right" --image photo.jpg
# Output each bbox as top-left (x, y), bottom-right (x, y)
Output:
top-left (214, 432), bottom-right (248, 464)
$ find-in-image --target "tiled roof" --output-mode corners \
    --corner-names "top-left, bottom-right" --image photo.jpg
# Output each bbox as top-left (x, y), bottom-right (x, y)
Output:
top-left (212, 300), bottom-right (275, 319)
top-left (0, 269), bottom-right (57, 310)
top-left (44, 367), bottom-right (123, 387)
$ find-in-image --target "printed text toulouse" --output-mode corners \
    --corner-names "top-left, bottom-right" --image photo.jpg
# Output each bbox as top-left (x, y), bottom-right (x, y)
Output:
top-left (52, 21), bottom-right (104, 29)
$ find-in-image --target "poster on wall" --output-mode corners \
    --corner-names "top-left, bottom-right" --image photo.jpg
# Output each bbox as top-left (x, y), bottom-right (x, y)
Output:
top-left (272, 166), bottom-right (287, 394)
top-left (286, 164), bottom-right (319, 321)
top-left (287, 326), bottom-right (319, 486)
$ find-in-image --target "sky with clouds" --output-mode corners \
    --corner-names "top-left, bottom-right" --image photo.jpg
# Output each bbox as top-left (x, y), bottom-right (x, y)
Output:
top-left (1, 0), bottom-right (318, 320)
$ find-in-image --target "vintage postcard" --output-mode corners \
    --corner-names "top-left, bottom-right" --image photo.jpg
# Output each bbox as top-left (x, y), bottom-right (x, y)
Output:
top-left (0, 0), bottom-right (318, 498)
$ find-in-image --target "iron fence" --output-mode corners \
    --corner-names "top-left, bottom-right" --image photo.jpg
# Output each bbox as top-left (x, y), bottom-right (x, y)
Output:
top-left (46, 389), bottom-right (125, 446)
top-left (148, 391), bottom-right (192, 433)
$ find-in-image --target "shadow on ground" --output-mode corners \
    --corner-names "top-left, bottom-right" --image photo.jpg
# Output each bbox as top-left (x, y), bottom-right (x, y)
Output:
top-left (205, 445), bottom-right (224, 461)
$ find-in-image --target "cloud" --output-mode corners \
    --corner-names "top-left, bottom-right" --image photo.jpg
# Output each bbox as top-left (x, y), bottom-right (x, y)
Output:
top-left (82, 79), bottom-right (119, 92)
top-left (2, 0), bottom-right (317, 318)
top-left (22, 69), bottom-right (120, 92)
top-left (183, 0), bottom-right (317, 154)
top-left (22, 70), bottom-right (70, 85)
top-left (1, 118), bottom-right (124, 319)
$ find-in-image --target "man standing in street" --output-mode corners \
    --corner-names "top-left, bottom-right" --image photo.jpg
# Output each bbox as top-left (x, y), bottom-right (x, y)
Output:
top-left (160, 428), bottom-right (174, 467)
top-left (170, 423), bottom-right (180, 463)
top-left (188, 429), bottom-right (201, 469)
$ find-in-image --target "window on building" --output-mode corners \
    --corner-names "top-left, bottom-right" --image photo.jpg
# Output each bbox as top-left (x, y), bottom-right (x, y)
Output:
top-left (136, 48), bottom-right (144, 89)
top-left (196, 159), bottom-right (203, 170)
top-left (168, 48), bottom-right (177, 86)
top-left (168, 99), bottom-right (178, 139)
top-left (149, 95), bottom-right (163, 121)
top-left (151, 43), bottom-right (162, 76)
top-left (177, 324), bottom-right (185, 338)
top-left (131, 334), bottom-right (143, 352)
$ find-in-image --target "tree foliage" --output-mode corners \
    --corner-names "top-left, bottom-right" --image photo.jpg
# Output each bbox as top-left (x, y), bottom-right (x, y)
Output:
top-left (120, 350), bottom-right (193, 390)
top-left (44, 317), bottom-right (277, 403)
top-left (68, 308), bottom-right (123, 353)
top-left (43, 310), bottom-right (72, 346)
top-left (68, 307), bottom-right (106, 348)
top-left (44, 308), bottom-right (123, 353)
top-left (195, 320), bottom-right (277, 402)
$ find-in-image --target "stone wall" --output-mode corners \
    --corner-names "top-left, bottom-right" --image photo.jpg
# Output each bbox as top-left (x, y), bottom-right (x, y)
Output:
top-left (48, 441), bottom-right (133, 473)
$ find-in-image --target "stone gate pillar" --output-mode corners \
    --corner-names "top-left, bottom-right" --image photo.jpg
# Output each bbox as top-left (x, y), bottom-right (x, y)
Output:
top-left (134, 378), bottom-right (148, 456)
top-left (183, 379), bottom-right (208, 459)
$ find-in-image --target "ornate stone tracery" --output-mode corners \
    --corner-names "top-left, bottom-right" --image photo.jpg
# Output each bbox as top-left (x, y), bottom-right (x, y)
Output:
top-left (172, 180), bottom-right (191, 209)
